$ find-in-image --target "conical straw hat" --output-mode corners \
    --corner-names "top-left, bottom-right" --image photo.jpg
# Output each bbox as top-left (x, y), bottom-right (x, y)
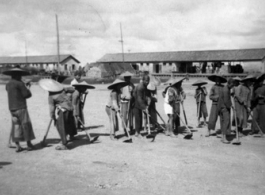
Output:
top-left (208, 75), bottom-right (227, 83)
top-left (39, 79), bottom-right (64, 92)
top-left (171, 78), bottom-right (186, 87)
top-left (192, 79), bottom-right (208, 86)
top-left (233, 76), bottom-right (241, 81)
top-left (147, 82), bottom-right (156, 91)
top-left (164, 77), bottom-right (175, 85)
top-left (72, 81), bottom-right (95, 89)
top-left (108, 78), bottom-right (128, 90)
top-left (3, 68), bottom-right (30, 76)
top-left (241, 74), bottom-right (256, 82)
top-left (150, 76), bottom-right (161, 86)
top-left (120, 71), bottom-right (134, 78)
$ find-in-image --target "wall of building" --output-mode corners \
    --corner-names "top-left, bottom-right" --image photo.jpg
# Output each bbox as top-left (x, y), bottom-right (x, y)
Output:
top-left (58, 58), bottom-right (80, 73)
top-left (133, 62), bottom-right (179, 73)
top-left (242, 61), bottom-right (264, 73)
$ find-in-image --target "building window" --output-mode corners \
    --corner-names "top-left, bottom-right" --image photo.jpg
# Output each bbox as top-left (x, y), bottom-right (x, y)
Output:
top-left (64, 64), bottom-right (67, 71)
top-left (72, 64), bottom-right (75, 70)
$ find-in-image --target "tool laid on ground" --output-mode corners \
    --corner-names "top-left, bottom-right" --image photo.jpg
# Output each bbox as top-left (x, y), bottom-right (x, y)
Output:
top-left (118, 111), bottom-right (133, 143)
top-left (41, 118), bottom-right (53, 146)
top-left (77, 118), bottom-right (99, 143)
top-left (231, 97), bottom-right (241, 145)
top-left (175, 112), bottom-right (193, 139)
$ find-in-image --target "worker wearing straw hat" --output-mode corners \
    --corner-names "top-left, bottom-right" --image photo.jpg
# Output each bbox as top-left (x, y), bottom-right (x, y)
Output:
top-left (133, 75), bottom-right (150, 138)
top-left (206, 75), bottom-right (226, 137)
top-left (120, 71), bottom-right (135, 133)
top-left (218, 78), bottom-right (234, 143)
top-left (71, 70), bottom-right (82, 86)
top-left (251, 73), bottom-right (265, 135)
top-left (164, 78), bottom-right (186, 137)
top-left (39, 79), bottom-right (77, 150)
top-left (72, 81), bottom-right (95, 132)
top-left (106, 79), bottom-right (128, 140)
top-left (234, 75), bottom-right (255, 136)
top-left (231, 77), bottom-right (241, 129)
top-left (4, 66), bottom-right (35, 152)
top-left (192, 80), bottom-right (208, 127)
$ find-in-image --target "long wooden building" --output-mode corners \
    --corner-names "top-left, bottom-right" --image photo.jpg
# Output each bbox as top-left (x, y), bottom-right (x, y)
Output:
top-left (0, 54), bottom-right (80, 75)
top-left (97, 48), bottom-right (265, 74)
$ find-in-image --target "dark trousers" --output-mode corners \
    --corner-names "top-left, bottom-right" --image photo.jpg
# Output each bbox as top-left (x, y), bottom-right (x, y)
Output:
top-left (56, 110), bottom-right (77, 145)
top-left (133, 107), bottom-right (143, 134)
top-left (208, 104), bottom-right (218, 130)
top-left (220, 108), bottom-right (230, 135)
top-left (173, 103), bottom-right (180, 131)
top-left (252, 104), bottom-right (265, 133)
top-left (148, 101), bottom-right (157, 125)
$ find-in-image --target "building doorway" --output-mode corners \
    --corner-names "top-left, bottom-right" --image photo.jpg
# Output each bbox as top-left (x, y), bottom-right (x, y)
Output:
top-left (155, 64), bottom-right (161, 73)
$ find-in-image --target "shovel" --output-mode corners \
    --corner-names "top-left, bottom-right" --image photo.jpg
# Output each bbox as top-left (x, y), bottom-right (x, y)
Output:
top-left (180, 95), bottom-right (188, 125)
top-left (41, 118), bottom-right (53, 147)
top-left (175, 112), bottom-right (193, 139)
top-left (142, 110), bottom-right (157, 142)
top-left (147, 108), bottom-right (166, 132)
top-left (77, 118), bottom-right (99, 143)
top-left (118, 111), bottom-right (133, 143)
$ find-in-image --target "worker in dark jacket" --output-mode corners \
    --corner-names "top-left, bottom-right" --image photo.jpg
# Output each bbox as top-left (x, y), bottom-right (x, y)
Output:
top-left (206, 75), bottom-right (226, 137)
top-left (234, 75), bottom-right (255, 136)
top-left (4, 67), bottom-right (35, 152)
top-left (192, 80), bottom-right (208, 127)
top-left (39, 79), bottom-right (77, 150)
top-left (218, 78), bottom-right (234, 143)
top-left (251, 74), bottom-right (265, 134)
top-left (72, 81), bottom-right (95, 132)
top-left (133, 75), bottom-right (150, 138)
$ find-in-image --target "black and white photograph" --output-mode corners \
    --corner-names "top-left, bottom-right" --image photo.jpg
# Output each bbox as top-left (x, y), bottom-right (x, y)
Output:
top-left (0, 0), bottom-right (265, 194)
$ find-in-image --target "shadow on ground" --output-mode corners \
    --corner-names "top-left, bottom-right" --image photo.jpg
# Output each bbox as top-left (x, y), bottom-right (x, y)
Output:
top-left (0, 162), bottom-right (12, 169)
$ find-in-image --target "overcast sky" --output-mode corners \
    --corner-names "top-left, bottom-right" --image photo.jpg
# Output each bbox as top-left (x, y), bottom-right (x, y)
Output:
top-left (0, 0), bottom-right (265, 64)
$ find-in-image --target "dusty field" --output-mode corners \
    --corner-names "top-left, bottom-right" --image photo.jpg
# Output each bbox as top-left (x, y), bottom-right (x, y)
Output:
top-left (0, 78), bottom-right (265, 195)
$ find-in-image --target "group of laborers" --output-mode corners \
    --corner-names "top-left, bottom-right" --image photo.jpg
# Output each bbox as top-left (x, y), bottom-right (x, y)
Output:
top-left (5, 68), bottom-right (96, 151)
top-left (4, 66), bottom-right (265, 152)
top-left (201, 74), bottom-right (265, 144)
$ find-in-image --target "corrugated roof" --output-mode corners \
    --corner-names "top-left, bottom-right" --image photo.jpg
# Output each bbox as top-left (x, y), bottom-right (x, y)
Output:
top-left (0, 54), bottom-right (80, 64)
top-left (97, 48), bottom-right (265, 63)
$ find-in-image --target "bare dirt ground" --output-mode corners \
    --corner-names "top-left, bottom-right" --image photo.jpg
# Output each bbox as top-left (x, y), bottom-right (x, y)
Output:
top-left (1, 78), bottom-right (265, 195)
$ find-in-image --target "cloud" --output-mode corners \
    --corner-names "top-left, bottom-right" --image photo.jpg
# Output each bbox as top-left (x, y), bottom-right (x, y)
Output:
top-left (0, 0), bottom-right (265, 63)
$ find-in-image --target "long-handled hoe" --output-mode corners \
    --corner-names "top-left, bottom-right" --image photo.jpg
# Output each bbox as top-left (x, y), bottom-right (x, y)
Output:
top-left (41, 118), bottom-right (53, 147)
top-left (118, 111), bottom-right (133, 143)
top-left (175, 112), bottom-right (193, 139)
top-left (77, 118), bottom-right (99, 143)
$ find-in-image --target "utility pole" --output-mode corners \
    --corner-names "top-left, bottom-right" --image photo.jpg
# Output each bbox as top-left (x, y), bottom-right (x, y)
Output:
top-left (56, 14), bottom-right (60, 69)
top-left (25, 40), bottom-right (28, 64)
top-left (119, 23), bottom-right (125, 64)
